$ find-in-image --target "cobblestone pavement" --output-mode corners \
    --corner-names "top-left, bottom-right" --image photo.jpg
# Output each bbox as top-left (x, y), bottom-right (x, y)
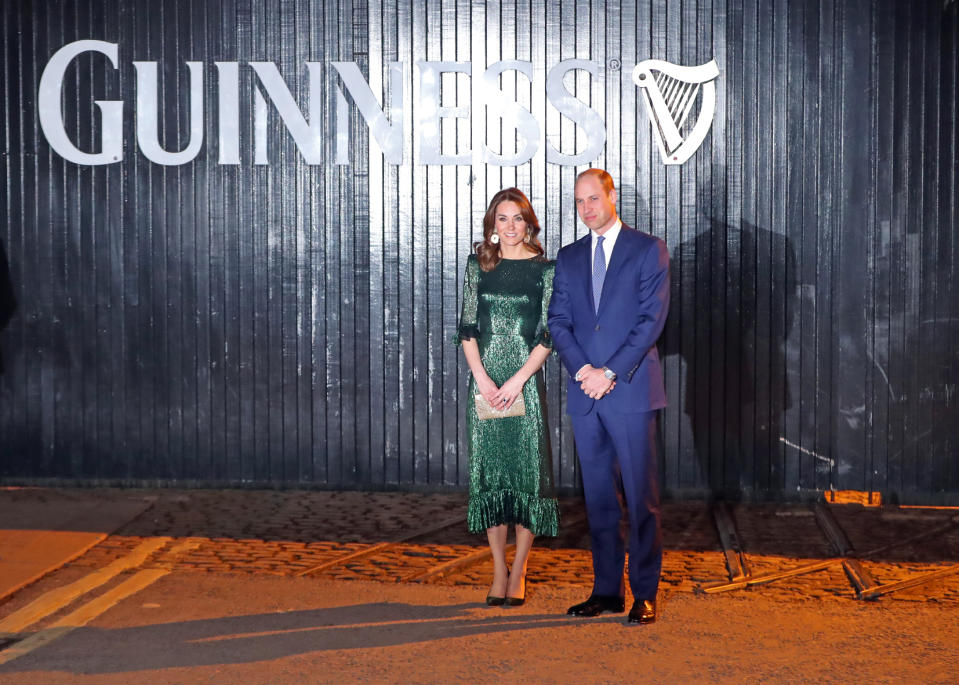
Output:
top-left (4, 487), bottom-right (959, 605)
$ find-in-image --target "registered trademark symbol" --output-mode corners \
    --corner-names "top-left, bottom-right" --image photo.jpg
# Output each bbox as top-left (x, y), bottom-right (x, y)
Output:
top-left (607, 58), bottom-right (621, 71)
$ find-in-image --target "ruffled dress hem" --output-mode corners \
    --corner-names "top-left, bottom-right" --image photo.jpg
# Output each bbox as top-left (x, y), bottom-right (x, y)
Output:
top-left (467, 489), bottom-right (559, 537)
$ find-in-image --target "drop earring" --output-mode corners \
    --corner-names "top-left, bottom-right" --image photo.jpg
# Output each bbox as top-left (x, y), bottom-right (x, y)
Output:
top-left (490, 233), bottom-right (500, 244)
top-left (523, 233), bottom-right (531, 244)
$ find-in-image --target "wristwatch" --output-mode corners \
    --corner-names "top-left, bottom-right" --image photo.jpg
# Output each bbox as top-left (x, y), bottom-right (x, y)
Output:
top-left (602, 367), bottom-right (617, 381)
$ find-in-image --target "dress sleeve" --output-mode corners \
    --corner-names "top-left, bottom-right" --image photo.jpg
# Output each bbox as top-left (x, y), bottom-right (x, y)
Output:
top-left (454, 255), bottom-right (481, 344)
top-left (531, 261), bottom-right (554, 350)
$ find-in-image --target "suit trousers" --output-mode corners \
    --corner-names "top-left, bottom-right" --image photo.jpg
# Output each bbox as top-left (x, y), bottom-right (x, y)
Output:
top-left (570, 408), bottom-right (662, 600)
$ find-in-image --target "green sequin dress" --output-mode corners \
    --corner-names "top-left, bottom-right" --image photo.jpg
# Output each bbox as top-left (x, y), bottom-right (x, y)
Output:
top-left (456, 254), bottom-right (559, 537)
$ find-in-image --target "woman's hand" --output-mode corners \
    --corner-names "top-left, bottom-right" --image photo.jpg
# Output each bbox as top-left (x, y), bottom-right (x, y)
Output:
top-left (492, 374), bottom-right (527, 410)
top-left (475, 375), bottom-right (500, 405)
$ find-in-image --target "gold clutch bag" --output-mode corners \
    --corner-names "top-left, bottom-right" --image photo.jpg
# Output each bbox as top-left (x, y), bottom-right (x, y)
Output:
top-left (474, 393), bottom-right (526, 420)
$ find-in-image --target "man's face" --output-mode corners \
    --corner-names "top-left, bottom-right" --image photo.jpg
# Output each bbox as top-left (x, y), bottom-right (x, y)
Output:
top-left (574, 175), bottom-right (617, 234)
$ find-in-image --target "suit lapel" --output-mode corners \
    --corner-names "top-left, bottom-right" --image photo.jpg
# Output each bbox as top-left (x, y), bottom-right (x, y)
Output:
top-left (573, 234), bottom-right (595, 316)
top-left (596, 225), bottom-right (633, 316)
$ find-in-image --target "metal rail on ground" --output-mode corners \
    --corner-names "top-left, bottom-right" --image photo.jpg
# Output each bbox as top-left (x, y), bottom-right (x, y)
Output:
top-left (295, 514), bottom-right (466, 577)
top-left (697, 509), bottom-right (959, 598)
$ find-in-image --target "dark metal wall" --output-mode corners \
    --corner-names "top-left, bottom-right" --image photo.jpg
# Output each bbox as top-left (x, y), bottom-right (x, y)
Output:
top-left (1, 0), bottom-right (956, 503)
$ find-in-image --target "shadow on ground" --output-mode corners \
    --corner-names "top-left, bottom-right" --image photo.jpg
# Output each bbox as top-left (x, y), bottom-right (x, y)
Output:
top-left (0, 602), bottom-right (606, 675)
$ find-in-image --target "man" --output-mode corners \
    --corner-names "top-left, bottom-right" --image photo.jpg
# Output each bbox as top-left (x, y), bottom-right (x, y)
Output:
top-left (547, 169), bottom-right (670, 624)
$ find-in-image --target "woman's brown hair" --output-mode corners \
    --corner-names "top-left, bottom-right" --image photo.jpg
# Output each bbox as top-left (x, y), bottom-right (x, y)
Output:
top-left (474, 187), bottom-right (545, 271)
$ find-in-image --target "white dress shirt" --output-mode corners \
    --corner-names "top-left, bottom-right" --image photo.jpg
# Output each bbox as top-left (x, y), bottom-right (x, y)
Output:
top-left (590, 218), bottom-right (622, 269)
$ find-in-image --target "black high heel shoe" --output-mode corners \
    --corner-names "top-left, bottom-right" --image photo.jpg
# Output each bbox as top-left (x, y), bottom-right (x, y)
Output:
top-left (505, 573), bottom-right (526, 606)
top-left (486, 565), bottom-right (509, 606)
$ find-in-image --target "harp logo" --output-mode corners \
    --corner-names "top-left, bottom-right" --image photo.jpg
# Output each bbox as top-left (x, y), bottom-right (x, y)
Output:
top-left (632, 59), bottom-right (720, 165)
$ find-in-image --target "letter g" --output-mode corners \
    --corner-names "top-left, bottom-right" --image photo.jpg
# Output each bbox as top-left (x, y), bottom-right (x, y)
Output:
top-left (39, 40), bottom-right (122, 165)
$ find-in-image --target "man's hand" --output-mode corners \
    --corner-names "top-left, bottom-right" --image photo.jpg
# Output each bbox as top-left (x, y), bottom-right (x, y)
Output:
top-left (579, 367), bottom-right (614, 400)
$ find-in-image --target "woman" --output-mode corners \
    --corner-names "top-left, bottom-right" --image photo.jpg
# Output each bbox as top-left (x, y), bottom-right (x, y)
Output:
top-left (456, 187), bottom-right (559, 606)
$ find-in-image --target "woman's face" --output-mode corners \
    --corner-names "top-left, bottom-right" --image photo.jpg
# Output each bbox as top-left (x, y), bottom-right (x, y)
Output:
top-left (493, 200), bottom-right (528, 248)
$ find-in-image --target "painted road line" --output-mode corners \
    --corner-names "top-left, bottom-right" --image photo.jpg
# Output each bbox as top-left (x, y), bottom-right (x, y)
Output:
top-left (52, 568), bottom-right (170, 627)
top-left (0, 537), bottom-right (171, 635)
top-left (0, 568), bottom-right (170, 666)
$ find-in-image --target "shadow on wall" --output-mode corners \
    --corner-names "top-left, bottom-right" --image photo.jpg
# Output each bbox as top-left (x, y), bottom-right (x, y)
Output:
top-left (665, 217), bottom-right (798, 501)
top-left (0, 238), bottom-right (15, 376)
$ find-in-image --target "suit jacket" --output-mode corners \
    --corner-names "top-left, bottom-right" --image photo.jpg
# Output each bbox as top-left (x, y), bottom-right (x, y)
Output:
top-left (547, 224), bottom-right (670, 415)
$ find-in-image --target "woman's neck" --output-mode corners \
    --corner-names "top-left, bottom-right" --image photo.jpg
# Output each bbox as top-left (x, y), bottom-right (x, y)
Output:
top-left (499, 244), bottom-right (534, 260)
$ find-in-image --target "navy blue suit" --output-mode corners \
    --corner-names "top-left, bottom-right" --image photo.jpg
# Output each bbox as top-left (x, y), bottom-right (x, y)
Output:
top-left (547, 224), bottom-right (670, 600)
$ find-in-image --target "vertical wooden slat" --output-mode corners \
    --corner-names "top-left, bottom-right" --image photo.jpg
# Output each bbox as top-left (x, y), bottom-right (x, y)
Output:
top-left (366, 0), bottom-right (385, 485)
top-left (337, 0), bottom-right (358, 485)
top-left (0, 0), bottom-right (12, 455)
top-left (707, 0), bottom-right (729, 497)
top-left (48, 0), bottom-right (68, 478)
top-left (870, 0), bottom-right (893, 497)
top-left (900, 0), bottom-right (924, 497)
top-left (276, 0), bottom-right (296, 484)
top-left (720, 0), bottom-right (744, 497)
top-left (769, 0), bottom-right (789, 495)
top-left (783, 0), bottom-right (805, 494)
top-left (740, 0), bottom-right (761, 493)
top-left (351, 0), bottom-right (372, 487)
top-left (423, 0), bottom-right (441, 487)
top-left (440, 0), bottom-right (462, 486)
top-left (752, 0), bottom-right (772, 494)
top-left (410, 0), bottom-right (426, 485)
top-left (918, 1), bottom-right (942, 498)
top-left (206, 0), bottom-right (225, 482)
top-left (798, 0), bottom-right (822, 492)
top-left (940, 5), bottom-right (959, 495)
top-left (396, 0), bottom-right (413, 485)
top-left (12, 0), bottom-right (32, 469)
top-left (816, 0), bottom-right (838, 494)
top-left (835, 0), bottom-right (874, 492)
top-left (381, 0), bottom-right (400, 485)
top-left (35, 0), bottom-right (54, 477)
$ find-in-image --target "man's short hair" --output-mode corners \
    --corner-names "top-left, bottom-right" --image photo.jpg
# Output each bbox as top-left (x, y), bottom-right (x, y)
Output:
top-left (576, 168), bottom-right (615, 195)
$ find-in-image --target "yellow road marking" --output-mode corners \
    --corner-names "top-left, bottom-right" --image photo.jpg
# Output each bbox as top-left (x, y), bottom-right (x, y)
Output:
top-left (0, 568), bottom-right (169, 665)
top-left (0, 537), bottom-right (170, 635)
top-left (52, 568), bottom-right (170, 627)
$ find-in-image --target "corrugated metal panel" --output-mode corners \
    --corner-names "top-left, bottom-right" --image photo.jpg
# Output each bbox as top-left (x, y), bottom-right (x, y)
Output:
top-left (0, 0), bottom-right (956, 503)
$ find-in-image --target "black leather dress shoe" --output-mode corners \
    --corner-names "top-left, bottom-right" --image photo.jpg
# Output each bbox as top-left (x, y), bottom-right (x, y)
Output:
top-left (627, 598), bottom-right (657, 624)
top-left (566, 595), bottom-right (625, 617)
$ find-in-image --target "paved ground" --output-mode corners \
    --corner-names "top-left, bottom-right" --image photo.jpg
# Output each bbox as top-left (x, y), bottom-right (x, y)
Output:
top-left (6, 487), bottom-right (953, 602)
top-left (0, 487), bottom-right (958, 682)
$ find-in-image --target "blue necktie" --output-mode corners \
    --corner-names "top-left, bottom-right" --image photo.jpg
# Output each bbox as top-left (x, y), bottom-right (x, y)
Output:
top-left (592, 235), bottom-right (606, 313)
